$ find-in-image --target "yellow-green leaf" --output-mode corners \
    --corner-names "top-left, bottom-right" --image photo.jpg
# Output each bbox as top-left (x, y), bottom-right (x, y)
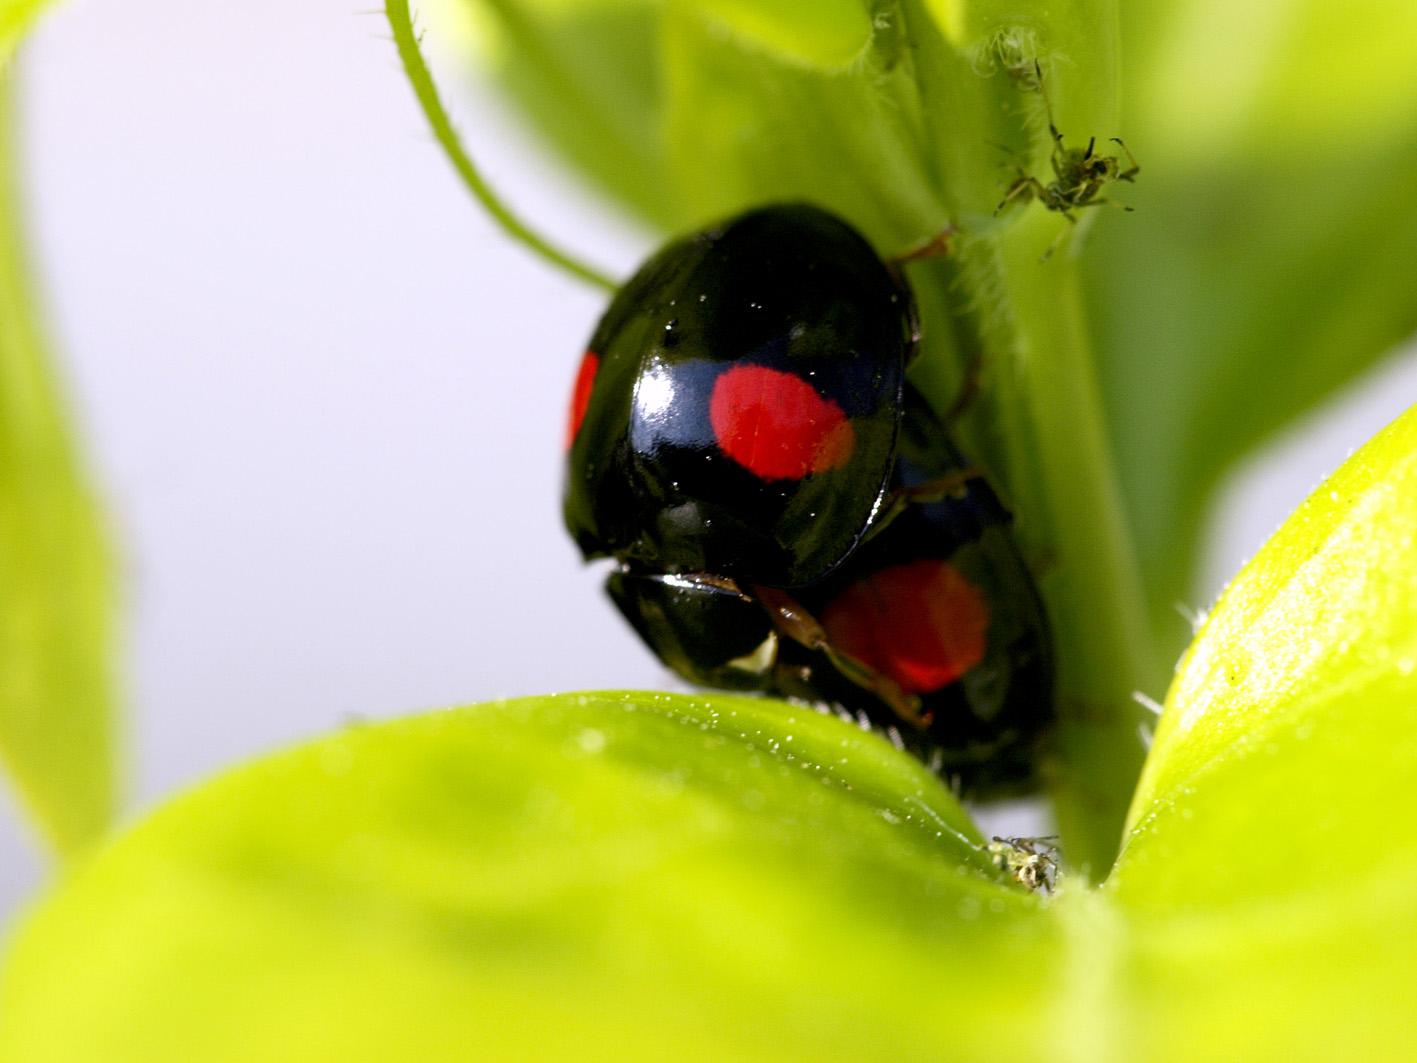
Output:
top-left (0, 693), bottom-right (1053, 1061)
top-left (1100, 404), bottom-right (1417, 1058)
top-left (1126, 403), bottom-right (1417, 823)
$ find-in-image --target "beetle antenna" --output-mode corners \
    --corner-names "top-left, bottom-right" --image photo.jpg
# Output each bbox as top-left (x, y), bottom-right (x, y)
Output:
top-left (385, 0), bottom-right (619, 291)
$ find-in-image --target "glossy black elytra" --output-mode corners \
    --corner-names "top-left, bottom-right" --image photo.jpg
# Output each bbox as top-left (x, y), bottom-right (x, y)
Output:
top-left (563, 203), bottom-right (1054, 796)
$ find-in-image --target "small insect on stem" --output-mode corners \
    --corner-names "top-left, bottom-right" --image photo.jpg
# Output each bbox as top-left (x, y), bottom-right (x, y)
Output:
top-left (994, 60), bottom-right (1140, 261)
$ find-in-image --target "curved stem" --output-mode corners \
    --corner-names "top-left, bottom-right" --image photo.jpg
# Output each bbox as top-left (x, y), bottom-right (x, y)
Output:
top-left (384, 0), bottom-right (618, 291)
top-left (0, 71), bottom-right (117, 858)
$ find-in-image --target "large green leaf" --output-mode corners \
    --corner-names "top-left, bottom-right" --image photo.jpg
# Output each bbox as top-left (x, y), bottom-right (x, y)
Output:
top-left (1093, 402), bottom-right (1417, 1060)
top-left (0, 692), bottom-right (1057, 1061)
top-left (1103, 402), bottom-right (1417, 1058)
top-left (1125, 403), bottom-right (1417, 829)
top-left (0, 71), bottom-right (116, 856)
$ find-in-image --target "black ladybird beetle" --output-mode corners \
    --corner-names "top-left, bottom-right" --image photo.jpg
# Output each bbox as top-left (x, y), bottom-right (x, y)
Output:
top-left (563, 203), bottom-right (1054, 796)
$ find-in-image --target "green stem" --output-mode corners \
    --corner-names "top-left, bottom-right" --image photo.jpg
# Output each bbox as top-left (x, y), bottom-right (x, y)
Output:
top-left (384, 0), bottom-right (618, 292)
top-left (998, 209), bottom-right (1157, 877)
top-left (889, 0), bottom-right (1150, 872)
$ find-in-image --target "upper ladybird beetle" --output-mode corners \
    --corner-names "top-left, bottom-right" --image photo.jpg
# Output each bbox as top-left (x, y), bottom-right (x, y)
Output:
top-left (564, 203), bottom-right (1054, 796)
top-left (564, 204), bottom-right (912, 589)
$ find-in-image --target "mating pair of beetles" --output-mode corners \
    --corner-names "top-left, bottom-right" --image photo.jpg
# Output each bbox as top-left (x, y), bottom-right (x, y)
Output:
top-left (561, 203), bottom-right (1056, 797)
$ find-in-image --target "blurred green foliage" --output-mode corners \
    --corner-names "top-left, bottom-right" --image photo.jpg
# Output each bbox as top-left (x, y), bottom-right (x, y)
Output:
top-left (0, 36), bottom-right (116, 858)
top-left (1094, 0), bottom-right (1417, 647)
top-left (0, 0), bottom-right (52, 60)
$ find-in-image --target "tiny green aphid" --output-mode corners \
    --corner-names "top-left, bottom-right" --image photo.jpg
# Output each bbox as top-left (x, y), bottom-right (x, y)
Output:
top-left (995, 61), bottom-right (1140, 260)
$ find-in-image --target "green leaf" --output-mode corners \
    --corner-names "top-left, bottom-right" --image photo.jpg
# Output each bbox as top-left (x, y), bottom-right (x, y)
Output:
top-left (0, 693), bottom-right (1056, 1061)
top-left (1099, 403), bottom-right (1417, 1058)
top-left (1089, 0), bottom-right (1417, 648)
top-left (0, 73), bottom-right (116, 856)
top-left (1125, 401), bottom-right (1417, 829)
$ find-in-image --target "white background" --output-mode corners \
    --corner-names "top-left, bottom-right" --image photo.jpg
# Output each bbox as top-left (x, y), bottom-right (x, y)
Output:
top-left (2, 0), bottom-right (1415, 923)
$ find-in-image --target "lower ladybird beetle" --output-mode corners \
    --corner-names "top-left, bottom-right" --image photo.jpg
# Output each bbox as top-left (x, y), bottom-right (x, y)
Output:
top-left (564, 203), bottom-right (1054, 797)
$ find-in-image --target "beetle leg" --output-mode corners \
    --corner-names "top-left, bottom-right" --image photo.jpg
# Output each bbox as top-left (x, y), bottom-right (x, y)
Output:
top-left (881, 257), bottom-right (925, 364)
top-left (891, 469), bottom-right (980, 504)
top-left (885, 225), bottom-right (958, 369)
top-left (943, 352), bottom-right (985, 428)
top-left (752, 585), bottom-right (931, 728)
top-left (865, 468), bottom-right (982, 540)
top-left (888, 225), bottom-right (957, 271)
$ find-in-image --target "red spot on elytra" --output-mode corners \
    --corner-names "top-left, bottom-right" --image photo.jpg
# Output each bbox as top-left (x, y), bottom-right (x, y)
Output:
top-left (708, 364), bottom-right (855, 481)
top-left (565, 350), bottom-right (600, 450)
top-left (821, 559), bottom-right (988, 694)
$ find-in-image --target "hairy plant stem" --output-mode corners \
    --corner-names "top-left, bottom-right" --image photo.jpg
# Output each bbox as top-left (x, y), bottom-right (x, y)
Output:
top-left (994, 209), bottom-right (1157, 876)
